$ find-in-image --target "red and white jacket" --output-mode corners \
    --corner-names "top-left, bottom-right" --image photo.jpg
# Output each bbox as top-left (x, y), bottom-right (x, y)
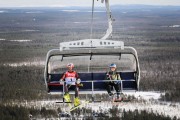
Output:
top-left (61, 71), bottom-right (79, 85)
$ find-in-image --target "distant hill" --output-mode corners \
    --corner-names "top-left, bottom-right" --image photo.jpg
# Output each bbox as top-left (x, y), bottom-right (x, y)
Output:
top-left (1, 4), bottom-right (180, 10)
top-left (111, 4), bottom-right (180, 11)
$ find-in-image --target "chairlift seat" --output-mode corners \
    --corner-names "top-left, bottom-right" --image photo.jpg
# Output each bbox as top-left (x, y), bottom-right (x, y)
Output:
top-left (47, 71), bottom-right (137, 94)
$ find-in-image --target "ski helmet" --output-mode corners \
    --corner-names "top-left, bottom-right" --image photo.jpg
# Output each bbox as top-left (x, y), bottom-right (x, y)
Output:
top-left (109, 63), bottom-right (116, 68)
top-left (67, 63), bottom-right (74, 68)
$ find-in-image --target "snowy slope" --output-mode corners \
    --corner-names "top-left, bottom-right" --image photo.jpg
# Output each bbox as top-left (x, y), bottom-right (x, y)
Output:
top-left (18, 91), bottom-right (180, 118)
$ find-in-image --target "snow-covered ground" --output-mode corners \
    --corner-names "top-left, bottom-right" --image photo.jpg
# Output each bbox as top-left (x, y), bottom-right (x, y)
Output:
top-left (169, 25), bottom-right (180, 28)
top-left (161, 25), bottom-right (180, 28)
top-left (26, 11), bottom-right (43, 14)
top-left (125, 91), bottom-right (163, 100)
top-left (3, 61), bottom-right (45, 67)
top-left (88, 101), bottom-right (180, 118)
top-left (0, 10), bottom-right (6, 13)
top-left (88, 91), bottom-right (180, 118)
top-left (73, 22), bottom-right (88, 24)
top-left (16, 91), bottom-right (180, 119)
top-left (10, 39), bottom-right (32, 42)
top-left (61, 10), bottom-right (79, 12)
top-left (90, 91), bottom-right (179, 118)
top-left (86, 11), bottom-right (105, 13)
top-left (21, 29), bottom-right (40, 32)
top-left (0, 38), bottom-right (5, 41)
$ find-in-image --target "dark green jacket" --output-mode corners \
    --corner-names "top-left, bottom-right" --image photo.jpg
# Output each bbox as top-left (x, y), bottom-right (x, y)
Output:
top-left (105, 71), bottom-right (121, 80)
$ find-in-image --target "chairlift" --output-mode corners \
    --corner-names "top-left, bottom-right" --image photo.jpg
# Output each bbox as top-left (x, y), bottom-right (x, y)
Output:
top-left (44, 0), bottom-right (140, 101)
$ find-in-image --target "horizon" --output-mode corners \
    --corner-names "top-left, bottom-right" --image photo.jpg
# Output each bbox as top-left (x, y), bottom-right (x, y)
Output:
top-left (0, 0), bottom-right (180, 8)
top-left (0, 4), bottom-right (180, 9)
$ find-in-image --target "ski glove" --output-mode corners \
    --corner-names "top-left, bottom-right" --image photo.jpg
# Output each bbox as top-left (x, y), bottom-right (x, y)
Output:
top-left (59, 79), bottom-right (64, 85)
top-left (114, 80), bottom-right (121, 84)
top-left (76, 79), bottom-right (81, 84)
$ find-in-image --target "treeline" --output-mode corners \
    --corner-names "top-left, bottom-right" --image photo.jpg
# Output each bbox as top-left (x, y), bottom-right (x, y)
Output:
top-left (69, 106), bottom-right (178, 120)
top-left (0, 105), bottom-right (29, 120)
top-left (0, 65), bottom-right (46, 102)
top-left (139, 44), bottom-right (180, 102)
top-left (0, 104), bottom-right (57, 120)
top-left (0, 7), bottom-right (180, 103)
top-left (1, 104), bottom-right (178, 120)
top-left (0, 63), bottom-right (180, 102)
top-left (119, 109), bottom-right (177, 120)
top-left (160, 87), bottom-right (180, 102)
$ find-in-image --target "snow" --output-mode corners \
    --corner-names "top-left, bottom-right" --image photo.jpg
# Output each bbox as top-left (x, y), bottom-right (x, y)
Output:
top-left (87, 102), bottom-right (180, 118)
top-left (169, 25), bottom-right (180, 28)
top-left (0, 11), bottom-right (6, 13)
top-left (16, 91), bottom-right (180, 119)
top-left (122, 12), bottom-right (127, 14)
top-left (73, 22), bottom-right (88, 24)
top-left (61, 10), bottom-right (79, 12)
top-left (0, 38), bottom-right (5, 41)
top-left (86, 11), bottom-right (106, 13)
top-left (26, 11), bottom-right (43, 14)
top-left (10, 39), bottom-right (32, 42)
top-left (85, 91), bottom-right (180, 118)
top-left (161, 25), bottom-right (180, 28)
top-left (125, 91), bottom-right (163, 100)
top-left (21, 30), bottom-right (40, 32)
top-left (3, 61), bottom-right (45, 67)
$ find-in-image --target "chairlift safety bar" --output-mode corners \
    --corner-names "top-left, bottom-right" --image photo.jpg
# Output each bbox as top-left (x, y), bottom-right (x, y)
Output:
top-left (50, 79), bottom-right (136, 97)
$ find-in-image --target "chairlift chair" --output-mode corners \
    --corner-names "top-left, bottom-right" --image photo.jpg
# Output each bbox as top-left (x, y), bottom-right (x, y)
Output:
top-left (44, 39), bottom-right (140, 94)
top-left (44, 0), bottom-right (140, 101)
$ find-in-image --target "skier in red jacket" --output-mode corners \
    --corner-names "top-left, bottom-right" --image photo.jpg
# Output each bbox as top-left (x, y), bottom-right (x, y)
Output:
top-left (59, 63), bottom-right (81, 107)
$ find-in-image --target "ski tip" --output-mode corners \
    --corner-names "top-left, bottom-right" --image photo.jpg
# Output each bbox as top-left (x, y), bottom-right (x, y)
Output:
top-left (70, 101), bottom-right (89, 111)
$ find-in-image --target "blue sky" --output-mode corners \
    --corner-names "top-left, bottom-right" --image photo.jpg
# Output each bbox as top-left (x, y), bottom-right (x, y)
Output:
top-left (0, 0), bottom-right (180, 7)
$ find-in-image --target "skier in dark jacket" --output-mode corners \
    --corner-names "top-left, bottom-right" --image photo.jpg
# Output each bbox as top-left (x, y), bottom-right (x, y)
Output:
top-left (105, 63), bottom-right (121, 100)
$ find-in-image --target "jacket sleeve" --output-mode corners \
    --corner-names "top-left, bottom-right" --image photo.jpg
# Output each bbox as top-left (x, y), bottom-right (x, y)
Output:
top-left (105, 72), bottom-right (110, 80)
top-left (117, 73), bottom-right (121, 80)
top-left (60, 72), bottom-right (66, 80)
top-left (75, 72), bottom-right (80, 79)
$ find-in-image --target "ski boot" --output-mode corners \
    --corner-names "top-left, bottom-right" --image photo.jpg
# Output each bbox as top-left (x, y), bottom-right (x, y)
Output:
top-left (74, 97), bottom-right (81, 107)
top-left (64, 93), bottom-right (71, 102)
top-left (114, 94), bottom-right (122, 102)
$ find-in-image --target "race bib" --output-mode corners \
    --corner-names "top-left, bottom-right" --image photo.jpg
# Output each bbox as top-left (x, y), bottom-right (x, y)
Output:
top-left (65, 77), bottom-right (76, 85)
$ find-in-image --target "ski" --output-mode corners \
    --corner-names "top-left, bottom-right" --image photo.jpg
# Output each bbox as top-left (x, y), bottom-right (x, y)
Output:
top-left (70, 101), bottom-right (89, 111)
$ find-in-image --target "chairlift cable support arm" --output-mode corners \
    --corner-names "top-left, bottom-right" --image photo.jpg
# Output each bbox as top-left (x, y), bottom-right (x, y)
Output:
top-left (101, 0), bottom-right (113, 40)
top-left (90, 0), bottom-right (113, 40)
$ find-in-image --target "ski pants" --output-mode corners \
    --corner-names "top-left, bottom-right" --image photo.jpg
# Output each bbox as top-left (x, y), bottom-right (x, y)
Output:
top-left (64, 83), bottom-right (79, 98)
top-left (105, 82), bottom-right (120, 96)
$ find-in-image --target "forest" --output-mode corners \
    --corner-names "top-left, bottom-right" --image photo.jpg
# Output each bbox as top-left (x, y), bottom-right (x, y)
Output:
top-left (0, 5), bottom-right (180, 119)
top-left (1, 104), bottom-right (179, 120)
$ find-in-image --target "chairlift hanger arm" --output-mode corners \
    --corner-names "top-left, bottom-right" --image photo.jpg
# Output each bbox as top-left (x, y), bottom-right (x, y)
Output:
top-left (61, 55), bottom-right (64, 61)
top-left (101, 0), bottom-right (113, 40)
top-left (90, 52), bottom-right (93, 60)
top-left (91, 0), bottom-right (113, 40)
top-left (119, 53), bottom-right (121, 60)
